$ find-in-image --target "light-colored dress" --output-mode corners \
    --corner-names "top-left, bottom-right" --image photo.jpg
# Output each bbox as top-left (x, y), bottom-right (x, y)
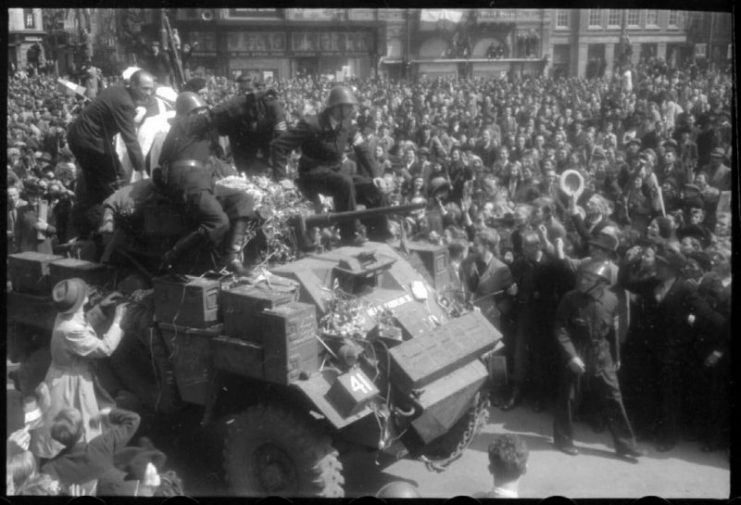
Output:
top-left (31, 311), bottom-right (123, 459)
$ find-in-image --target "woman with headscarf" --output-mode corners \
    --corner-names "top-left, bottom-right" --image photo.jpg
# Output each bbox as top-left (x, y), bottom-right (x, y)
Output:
top-left (31, 278), bottom-right (129, 460)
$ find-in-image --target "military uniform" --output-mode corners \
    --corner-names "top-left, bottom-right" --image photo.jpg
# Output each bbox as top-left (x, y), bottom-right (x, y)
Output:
top-left (220, 90), bottom-right (287, 177)
top-left (158, 96), bottom-right (254, 248)
top-left (270, 108), bottom-right (388, 242)
top-left (552, 288), bottom-right (639, 454)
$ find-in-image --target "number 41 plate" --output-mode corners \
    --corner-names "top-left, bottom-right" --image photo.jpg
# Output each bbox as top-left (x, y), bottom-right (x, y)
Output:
top-left (326, 368), bottom-right (380, 417)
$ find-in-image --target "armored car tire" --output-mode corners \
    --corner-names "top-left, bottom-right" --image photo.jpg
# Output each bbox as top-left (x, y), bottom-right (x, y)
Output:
top-left (223, 403), bottom-right (344, 497)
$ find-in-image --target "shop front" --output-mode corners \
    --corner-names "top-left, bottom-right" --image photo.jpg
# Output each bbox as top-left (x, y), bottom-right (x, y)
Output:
top-left (187, 28), bottom-right (377, 81)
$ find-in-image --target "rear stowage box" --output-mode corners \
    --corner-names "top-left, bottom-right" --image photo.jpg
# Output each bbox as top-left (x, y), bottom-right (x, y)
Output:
top-left (159, 322), bottom-right (222, 405)
top-left (49, 258), bottom-right (111, 289)
top-left (8, 252), bottom-right (65, 295)
top-left (259, 302), bottom-right (320, 385)
top-left (153, 275), bottom-right (220, 328)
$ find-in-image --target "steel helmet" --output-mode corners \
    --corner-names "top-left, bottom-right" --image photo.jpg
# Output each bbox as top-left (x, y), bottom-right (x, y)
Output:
top-left (326, 85), bottom-right (358, 109)
top-left (429, 176), bottom-right (451, 196)
top-left (376, 481), bottom-right (421, 498)
top-left (578, 259), bottom-right (612, 284)
top-left (175, 92), bottom-right (207, 116)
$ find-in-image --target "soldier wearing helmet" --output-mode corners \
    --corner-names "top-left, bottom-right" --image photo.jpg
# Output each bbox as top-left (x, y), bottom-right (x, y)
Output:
top-left (155, 91), bottom-right (257, 274)
top-left (552, 259), bottom-right (644, 459)
top-left (271, 85), bottom-right (389, 245)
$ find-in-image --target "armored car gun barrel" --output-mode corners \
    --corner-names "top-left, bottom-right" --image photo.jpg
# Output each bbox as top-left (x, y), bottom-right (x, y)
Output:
top-left (290, 201), bottom-right (426, 249)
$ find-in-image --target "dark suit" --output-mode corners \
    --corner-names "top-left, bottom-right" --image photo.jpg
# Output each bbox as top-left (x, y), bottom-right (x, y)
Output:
top-left (620, 276), bottom-right (724, 446)
top-left (552, 289), bottom-right (639, 453)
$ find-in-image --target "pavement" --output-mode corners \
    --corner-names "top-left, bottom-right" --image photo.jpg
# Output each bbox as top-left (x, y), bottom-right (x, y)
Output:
top-left (139, 401), bottom-right (731, 499)
top-left (7, 367), bottom-right (730, 498)
top-left (359, 404), bottom-right (732, 499)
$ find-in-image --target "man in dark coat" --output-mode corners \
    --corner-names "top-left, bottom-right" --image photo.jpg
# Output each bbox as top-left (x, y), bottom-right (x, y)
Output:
top-left (502, 230), bottom-right (564, 412)
top-left (41, 407), bottom-right (141, 494)
top-left (67, 70), bottom-right (154, 238)
top-left (552, 260), bottom-right (644, 459)
top-left (271, 85), bottom-right (388, 244)
top-left (221, 77), bottom-right (287, 177)
top-left (619, 249), bottom-right (725, 452)
top-left (157, 91), bottom-right (256, 274)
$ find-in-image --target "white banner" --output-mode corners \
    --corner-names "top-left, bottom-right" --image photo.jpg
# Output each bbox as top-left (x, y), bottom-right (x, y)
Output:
top-left (420, 9), bottom-right (463, 23)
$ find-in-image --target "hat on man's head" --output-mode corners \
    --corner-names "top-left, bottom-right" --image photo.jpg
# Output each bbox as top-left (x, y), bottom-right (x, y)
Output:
top-left (52, 278), bottom-right (89, 315)
top-left (627, 137), bottom-right (641, 147)
top-left (662, 138), bottom-right (678, 150)
top-left (655, 249), bottom-right (687, 273)
top-left (710, 147), bottom-right (726, 159)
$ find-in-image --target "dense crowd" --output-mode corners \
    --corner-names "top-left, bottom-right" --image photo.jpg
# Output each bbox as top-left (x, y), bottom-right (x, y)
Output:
top-left (6, 55), bottom-right (732, 495)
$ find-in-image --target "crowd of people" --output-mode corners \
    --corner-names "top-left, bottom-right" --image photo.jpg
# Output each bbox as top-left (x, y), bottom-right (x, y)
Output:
top-left (7, 51), bottom-right (732, 495)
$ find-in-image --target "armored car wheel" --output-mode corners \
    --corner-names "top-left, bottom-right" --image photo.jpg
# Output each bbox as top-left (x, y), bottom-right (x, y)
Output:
top-left (223, 403), bottom-right (344, 497)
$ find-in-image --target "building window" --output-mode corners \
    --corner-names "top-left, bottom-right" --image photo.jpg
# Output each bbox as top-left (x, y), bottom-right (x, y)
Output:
top-left (627, 9), bottom-right (640, 27)
top-left (588, 9), bottom-right (603, 27)
top-left (668, 10), bottom-right (679, 27)
top-left (645, 10), bottom-right (659, 27)
top-left (608, 9), bottom-right (621, 27)
top-left (24, 9), bottom-right (35, 29)
top-left (556, 9), bottom-right (570, 28)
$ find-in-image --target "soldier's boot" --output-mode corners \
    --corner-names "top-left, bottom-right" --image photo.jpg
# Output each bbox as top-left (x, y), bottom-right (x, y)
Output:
top-left (160, 229), bottom-right (207, 271)
top-left (223, 219), bottom-right (251, 277)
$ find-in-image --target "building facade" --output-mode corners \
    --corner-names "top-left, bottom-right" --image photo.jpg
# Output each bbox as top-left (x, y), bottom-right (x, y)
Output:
top-left (12, 9), bottom-right (731, 81)
top-left (174, 9), bottom-right (386, 81)
top-left (685, 11), bottom-right (733, 64)
top-left (8, 8), bottom-right (46, 72)
top-left (548, 9), bottom-right (694, 79)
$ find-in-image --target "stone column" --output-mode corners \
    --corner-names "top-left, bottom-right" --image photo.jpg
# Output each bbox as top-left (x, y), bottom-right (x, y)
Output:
top-left (631, 43), bottom-right (641, 65)
top-left (576, 43), bottom-right (588, 78)
top-left (657, 41), bottom-right (667, 60)
top-left (605, 43), bottom-right (615, 78)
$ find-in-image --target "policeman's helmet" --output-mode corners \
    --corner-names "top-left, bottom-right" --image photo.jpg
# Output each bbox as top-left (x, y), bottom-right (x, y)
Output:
top-left (429, 176), bottom-right (451, 197)
top-left (175, 92), bottom-right (207, 117)
top-left (376, 481), bottom-right (421, 498)
top-left (578, 259), bottom-right (612, 284)
top-left (326, 85), bottom-right (358, 109)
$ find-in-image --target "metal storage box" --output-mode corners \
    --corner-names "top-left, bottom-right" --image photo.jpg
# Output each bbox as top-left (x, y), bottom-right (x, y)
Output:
top-left (222, 285), bottom-right (296, 342)
top-left (389, 311), bottom-right (498, 391)
top-left (260, 302), bottom-right (319, 384)
top-left (153, 275), bottom-right (220, 328)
